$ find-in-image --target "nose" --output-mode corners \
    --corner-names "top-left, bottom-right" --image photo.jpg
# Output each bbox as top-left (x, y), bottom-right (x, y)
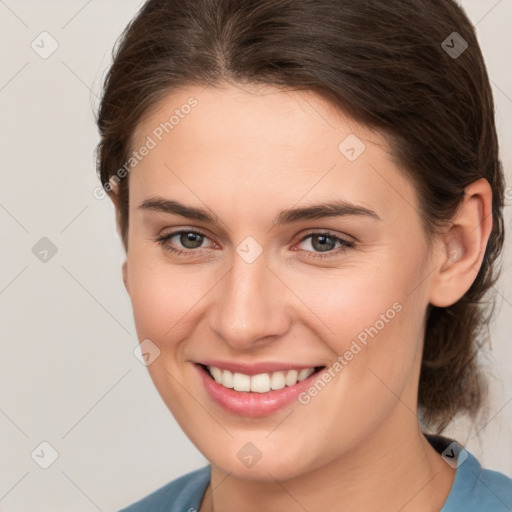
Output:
top-left (209, 249), bottom-right (292, 351)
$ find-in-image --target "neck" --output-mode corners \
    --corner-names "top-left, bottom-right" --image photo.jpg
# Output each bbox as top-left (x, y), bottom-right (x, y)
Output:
top-left (200, 409), bottom-right (455, 512)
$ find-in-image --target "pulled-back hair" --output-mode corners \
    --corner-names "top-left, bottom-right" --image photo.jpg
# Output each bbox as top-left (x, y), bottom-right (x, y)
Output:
top-left (96, 0), bottom-right (505, 432)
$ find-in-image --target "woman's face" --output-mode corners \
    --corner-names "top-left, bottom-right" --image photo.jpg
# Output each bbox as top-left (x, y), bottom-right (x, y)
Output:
top-left (122, 83), bottom-right (438, 480)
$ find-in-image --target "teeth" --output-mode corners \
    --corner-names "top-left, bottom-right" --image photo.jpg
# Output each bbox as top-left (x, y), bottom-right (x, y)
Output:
top-left (210, 366), bottom-right (223, 384)
top-left (285, 369), bottom-right (298, 386)
top-left (270, 371), bottom-right (286, 390)
top-left (222, 369), bottom-right (234, 388)
top-left (298, 368), bottom-right (315, 381)
top-left (233, 372), bottom-right (251, 392)
top-left (250, 373), bottom-right (271, 393)
top-left (207, 366), bottom-right (317, 393)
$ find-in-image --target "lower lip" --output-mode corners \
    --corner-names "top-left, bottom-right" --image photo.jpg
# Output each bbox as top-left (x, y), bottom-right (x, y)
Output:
top-left (197, 365), bottom-right (321, 417)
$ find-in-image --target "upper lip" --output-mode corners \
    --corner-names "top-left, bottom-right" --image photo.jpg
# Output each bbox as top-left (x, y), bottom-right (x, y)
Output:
top-left (197, 360), bottom-right (324, 376)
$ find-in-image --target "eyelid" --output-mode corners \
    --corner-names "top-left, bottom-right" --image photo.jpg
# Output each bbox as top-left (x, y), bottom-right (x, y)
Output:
top-left (296, 228), bottom-right (356, 245)
top-left (157, 226), bottom-right (213, 241)
top-left (156, 227), bottom-right (216, 249)
top-left (156, 228), bottom-right (352, 243)
top-left (155, 227), bottom-right (356, 259)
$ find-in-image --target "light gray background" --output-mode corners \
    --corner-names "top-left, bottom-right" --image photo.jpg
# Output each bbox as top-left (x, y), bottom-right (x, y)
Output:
top-left (0, 1), bottom-right (511, 511)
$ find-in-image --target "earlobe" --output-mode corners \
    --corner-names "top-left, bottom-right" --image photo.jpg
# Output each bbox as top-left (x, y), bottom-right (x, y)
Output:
top-left (429, 178), bottom-right (493, 308)
top-left (122, 260), bottom-right (129, 294)
top-left (107, 188), bottom-right (130, 293)
top-left (108, 189), bottom-right (124, 240)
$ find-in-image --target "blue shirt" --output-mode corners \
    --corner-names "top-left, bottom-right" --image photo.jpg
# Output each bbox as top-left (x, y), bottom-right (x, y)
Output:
top-left (119, 435), bottom-right (512, 511)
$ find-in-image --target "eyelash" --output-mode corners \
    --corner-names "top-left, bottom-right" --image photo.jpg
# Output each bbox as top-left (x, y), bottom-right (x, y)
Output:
top-left (154, 229), bottom-right (355, 260)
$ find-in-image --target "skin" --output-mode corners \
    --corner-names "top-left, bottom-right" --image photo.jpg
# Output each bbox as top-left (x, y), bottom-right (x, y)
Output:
top-left (110, 83), bottom-right (493, 512)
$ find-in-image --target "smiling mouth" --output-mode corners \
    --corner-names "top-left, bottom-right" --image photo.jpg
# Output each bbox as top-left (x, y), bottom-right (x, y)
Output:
top-left (199, 364), bottom-right (325, 393)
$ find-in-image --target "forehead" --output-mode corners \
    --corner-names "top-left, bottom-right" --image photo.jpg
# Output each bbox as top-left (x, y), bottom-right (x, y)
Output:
top-left (133, 82), bottom-right (380, 155)
top-left (129, 83), bottom-right (419, 223)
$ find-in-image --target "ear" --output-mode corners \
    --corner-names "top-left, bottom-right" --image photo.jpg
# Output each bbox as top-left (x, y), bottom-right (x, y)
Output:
top-left (429, 178), bottom-right (493, 308)
top-left (122, 259), bottom-right (129, 294)
top-left (107, 186), bottom-right (124, 239)
top-left (108, 188), bottom-right (130, 294)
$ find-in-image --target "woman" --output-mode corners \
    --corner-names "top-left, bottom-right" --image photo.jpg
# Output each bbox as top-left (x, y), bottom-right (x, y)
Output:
top-left (96, 0), bottom-right (512, 510)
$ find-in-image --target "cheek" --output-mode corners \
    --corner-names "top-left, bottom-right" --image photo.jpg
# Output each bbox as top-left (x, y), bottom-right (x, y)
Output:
top-left (285, 255), bottom-right (416, 346)
top-left (288, 249), bottom-right (428, 399)
top-left (126, 248), bottom-right (202, 344)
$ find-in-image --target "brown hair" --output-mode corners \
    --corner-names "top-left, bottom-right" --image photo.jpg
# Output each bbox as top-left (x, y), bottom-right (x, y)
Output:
top-left (96, 0), bottom-right (505, 432)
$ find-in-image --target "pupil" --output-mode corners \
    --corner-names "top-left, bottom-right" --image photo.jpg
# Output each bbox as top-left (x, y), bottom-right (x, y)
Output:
top-left (313, 235), bottom-right (334, 252)
top-left (181, 232), bottom-right (203, 249)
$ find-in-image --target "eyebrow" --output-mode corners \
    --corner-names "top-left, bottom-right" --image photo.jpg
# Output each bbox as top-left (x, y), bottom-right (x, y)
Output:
top-left (138, 197), bottom-right (380, 225)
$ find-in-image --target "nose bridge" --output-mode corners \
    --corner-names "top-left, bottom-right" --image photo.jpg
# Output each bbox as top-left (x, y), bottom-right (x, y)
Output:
top-left (211, 246), bottom-right (290, 349)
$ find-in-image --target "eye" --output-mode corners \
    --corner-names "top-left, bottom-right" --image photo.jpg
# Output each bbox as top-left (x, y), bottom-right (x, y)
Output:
top-left (294, 231), bottom-right (355, 259)
top-left (154, 229), bottom-right (214, 256)
top-left (154, 229), bottom-right (355, 260)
